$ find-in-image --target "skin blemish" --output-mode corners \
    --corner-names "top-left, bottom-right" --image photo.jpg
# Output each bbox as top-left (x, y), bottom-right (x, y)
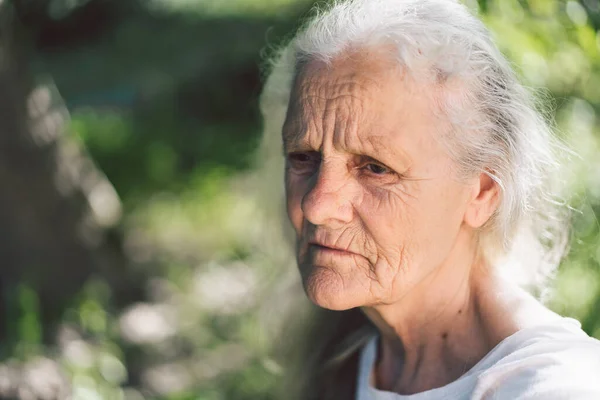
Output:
top-left (458, 309), bottom-right (462, 314)
top-left (441, 332), bottom-right (448, 340)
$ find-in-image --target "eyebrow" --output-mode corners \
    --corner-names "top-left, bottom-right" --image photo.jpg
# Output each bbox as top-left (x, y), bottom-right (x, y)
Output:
top-left (281, 123), bottom-right (305, 154)
top-left (281, 127), bottom-right (413, 170)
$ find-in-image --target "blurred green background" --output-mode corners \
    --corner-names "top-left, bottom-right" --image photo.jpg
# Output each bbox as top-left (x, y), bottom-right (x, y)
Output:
top-left (0, 0), bottom-right (599, 399)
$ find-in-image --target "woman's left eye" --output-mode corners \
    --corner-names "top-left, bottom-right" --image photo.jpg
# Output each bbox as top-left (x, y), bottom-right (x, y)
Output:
top-left (364, 163), bottom-right (390, 175)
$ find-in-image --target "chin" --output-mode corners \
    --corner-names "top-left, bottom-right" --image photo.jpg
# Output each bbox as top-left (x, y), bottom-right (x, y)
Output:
top-left (301, 265), bottom-right (365, 311)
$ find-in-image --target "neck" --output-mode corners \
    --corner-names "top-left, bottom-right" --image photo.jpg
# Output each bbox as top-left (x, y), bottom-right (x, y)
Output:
top-left (361, 231), bottom-right (517, 394)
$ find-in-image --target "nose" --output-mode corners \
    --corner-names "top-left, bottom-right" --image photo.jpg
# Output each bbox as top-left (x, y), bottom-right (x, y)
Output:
top-left (301, 164), bottom-right (354, 227)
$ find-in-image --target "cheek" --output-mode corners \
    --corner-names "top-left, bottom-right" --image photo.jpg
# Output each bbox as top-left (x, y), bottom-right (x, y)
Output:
top-left (285, 173), bottom-right (307, 232)
top-left (358, 187), bottom-right (417, 261)
top-left (408, 180), bottom-right (470, 263)
top-left (357, 180), bottom-right (460, 271)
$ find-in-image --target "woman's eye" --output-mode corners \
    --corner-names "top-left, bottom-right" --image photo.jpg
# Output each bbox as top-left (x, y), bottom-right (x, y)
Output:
top-left (364, 163), bottom-right (389, 175)
top-left (286, 152), bottom-right (320, 172)
top-left (289, 153), bottom-right (312, 162)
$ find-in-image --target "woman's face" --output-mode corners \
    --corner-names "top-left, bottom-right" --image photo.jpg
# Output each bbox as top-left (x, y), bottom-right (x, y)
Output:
top-left (283, 52), bottom-right (477, 310)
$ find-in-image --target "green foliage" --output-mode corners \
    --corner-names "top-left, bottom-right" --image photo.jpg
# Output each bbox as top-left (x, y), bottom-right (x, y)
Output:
top-left (16, 284), bottom-right (42, 356)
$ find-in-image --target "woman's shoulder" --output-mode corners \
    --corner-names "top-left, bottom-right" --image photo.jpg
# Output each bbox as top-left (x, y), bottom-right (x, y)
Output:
top-left (472, 317), bottom-right (600, 399)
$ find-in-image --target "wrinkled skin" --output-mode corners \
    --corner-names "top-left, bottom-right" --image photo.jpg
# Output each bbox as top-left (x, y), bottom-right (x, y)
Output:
top-left (283, 51), bottom-right (476, 311)
top-left (282, 50), bottom-right (562, 394)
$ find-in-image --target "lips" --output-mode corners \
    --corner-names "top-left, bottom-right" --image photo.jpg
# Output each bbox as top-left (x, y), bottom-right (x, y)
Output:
top-left (304, 229), bottom-right (362, 259)
top-left (309, 242), bottom-right (355, 254)
top-left (308, 241), bottom-right (357, 255)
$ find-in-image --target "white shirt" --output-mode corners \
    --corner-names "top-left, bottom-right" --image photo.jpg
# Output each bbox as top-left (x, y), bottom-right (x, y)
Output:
top-left (356, 318), bottom-right (600, 400)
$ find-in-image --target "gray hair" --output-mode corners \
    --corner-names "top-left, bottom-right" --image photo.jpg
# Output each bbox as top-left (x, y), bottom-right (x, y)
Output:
top-left (259, 0), bottom-right (570, 295)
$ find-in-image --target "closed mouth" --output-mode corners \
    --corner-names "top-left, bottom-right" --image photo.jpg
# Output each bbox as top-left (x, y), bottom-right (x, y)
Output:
top-left (309, 242), bottom-right (355, 255)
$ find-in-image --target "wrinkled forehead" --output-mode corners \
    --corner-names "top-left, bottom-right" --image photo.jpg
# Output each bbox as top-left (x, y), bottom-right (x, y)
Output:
top-left (284, 51), bottom-right (408, 129)
top-left (283, 50), bottom-right (446, 141)
top-left (288, 52), bottom-right (470, 145)
top-left (292, 48), bottom-right (402, 96)
top-left (286, 64), bottom-right (381, 126)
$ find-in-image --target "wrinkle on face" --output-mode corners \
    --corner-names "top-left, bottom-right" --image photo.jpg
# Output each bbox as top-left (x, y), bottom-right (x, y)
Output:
top-left (284, 49), bottom-right (473, 310)
top-left (286, 78), bottom-right (371, 155)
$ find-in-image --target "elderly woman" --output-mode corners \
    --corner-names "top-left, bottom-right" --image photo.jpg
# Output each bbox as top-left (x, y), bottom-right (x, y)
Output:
top-left (259, 0), bottom-right (600, 399)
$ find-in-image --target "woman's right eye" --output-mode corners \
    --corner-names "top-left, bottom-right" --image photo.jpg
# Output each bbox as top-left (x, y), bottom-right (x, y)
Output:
top-left (289, 153), bottom-right (311, 162)
top-left (286, 151), bottom-right (320, 172)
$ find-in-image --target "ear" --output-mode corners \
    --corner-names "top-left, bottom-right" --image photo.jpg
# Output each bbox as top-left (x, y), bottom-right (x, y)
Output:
top-left (464, 172), bottom-right (500, 229)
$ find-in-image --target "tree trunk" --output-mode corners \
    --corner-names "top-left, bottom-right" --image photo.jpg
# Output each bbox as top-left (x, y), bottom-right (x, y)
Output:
top-left (0, 1), bottom-right (140, 350)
